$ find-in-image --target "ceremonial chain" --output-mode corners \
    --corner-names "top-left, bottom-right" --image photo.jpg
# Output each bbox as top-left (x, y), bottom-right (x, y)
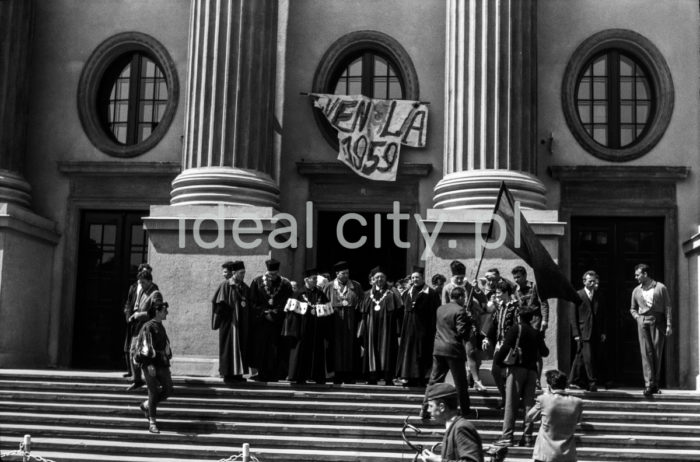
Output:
top-left (262, 274), bottom-right (282, 306)
top-left (334, 279), bottom-right (351, 306)
top-left (370, 287), bottom-right (391, 311)
top-left (230, 279), bottom-right (247, 307)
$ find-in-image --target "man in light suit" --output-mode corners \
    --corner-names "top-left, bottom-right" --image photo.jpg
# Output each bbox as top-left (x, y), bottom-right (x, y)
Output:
top-left (568, 270), bottom-right (606, 392)
top-left (525, 369), bottom-right (583, 462)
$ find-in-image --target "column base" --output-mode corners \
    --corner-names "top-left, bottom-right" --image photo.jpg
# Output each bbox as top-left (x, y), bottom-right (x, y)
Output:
top-left (0, 203), bottom-right (59, 367)
top-left (170, 167), bottom-right (280, 208)
top-left (0, 170), bottom-right (32, 208)
top-left (432, 169), bottom-right (546, 210)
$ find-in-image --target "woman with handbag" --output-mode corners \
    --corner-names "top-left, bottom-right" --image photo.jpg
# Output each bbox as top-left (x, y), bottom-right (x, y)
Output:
top-left (493, 303), bottom-right (549, 447)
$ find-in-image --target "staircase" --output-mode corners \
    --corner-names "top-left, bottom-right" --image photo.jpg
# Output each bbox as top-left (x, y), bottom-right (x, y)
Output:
top-left (1, 370), bottom-right (700, 462)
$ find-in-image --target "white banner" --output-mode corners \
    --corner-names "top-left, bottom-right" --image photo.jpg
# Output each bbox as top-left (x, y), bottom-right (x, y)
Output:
top-left (311, 94), bottom-right (428, 181)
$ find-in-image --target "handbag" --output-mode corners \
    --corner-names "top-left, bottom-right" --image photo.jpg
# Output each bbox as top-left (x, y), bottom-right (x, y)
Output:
top-left (502, 324), bottom-right (522, 366)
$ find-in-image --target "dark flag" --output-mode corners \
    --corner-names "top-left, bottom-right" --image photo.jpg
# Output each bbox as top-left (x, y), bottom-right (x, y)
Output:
top-left (487, 182), bottom-right (581, 305)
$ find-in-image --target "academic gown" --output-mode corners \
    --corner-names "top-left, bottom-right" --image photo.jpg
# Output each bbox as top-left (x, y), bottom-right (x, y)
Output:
top-left (249, 275), bottom-right (294, 380)
top-left (359, 285), bottom-right (403, 379)
top-left (396, 284), bottom-right (440, 380)
top-left (211, 279), bottom-right (251, 377)
top-left (285, 285), bottom-right (330, 383)
top-left (324, 279), bottom-right (364, 376)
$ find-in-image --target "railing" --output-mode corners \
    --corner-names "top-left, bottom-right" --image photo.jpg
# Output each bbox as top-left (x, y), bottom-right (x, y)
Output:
top-left (0, 436), bottom-right (260, 462)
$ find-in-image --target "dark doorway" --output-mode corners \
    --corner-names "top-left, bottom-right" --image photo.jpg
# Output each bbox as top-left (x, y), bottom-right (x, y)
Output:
top-left (316, 211), bottom-right (408, 290)
top-left (571, 216), bottom-right (664, 387)
top-left (72, 210), bottom-right (148, 369)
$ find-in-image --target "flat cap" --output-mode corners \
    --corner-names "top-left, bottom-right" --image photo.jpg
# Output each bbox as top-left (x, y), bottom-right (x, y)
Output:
top-left (425, 382), bottom-right (457, 400)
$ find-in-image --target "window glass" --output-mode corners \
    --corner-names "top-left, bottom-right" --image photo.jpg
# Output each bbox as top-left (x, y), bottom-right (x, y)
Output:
top-left (332, 52), bottom-right (404, 99)
top-left (575, 50), bottom-right (652, 149)
top-left (106, 54), bottom-right (168, 146)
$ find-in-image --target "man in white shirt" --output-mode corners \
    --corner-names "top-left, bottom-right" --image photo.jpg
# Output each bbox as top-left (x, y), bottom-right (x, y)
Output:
top-left (630, 263), bottom-right (672, 396)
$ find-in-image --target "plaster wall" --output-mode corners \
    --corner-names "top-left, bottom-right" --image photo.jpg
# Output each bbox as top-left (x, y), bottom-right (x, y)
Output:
top-left (281, 0), bottom-right (446, 278)
top-left (24, 0), bottom-right (190, 365)
top-left (538, 0), bottom-right (700, 387)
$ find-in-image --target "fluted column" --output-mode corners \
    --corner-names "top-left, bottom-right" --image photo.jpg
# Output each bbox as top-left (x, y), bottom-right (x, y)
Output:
top-left (0, 0), bottom-right (34, 208)
top-left (434, 0), bottom-right (545, 209)
top-left (170, 0), bottom-right (280, 207)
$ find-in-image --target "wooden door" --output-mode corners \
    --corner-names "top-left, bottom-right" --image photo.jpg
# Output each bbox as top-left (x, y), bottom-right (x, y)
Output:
top-left (571, 216), bottom-right (664, 387)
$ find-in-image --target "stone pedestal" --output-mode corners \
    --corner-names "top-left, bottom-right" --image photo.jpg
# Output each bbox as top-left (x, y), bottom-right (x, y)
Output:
top-left (0, 203), bottom-right (59, 366)
top-left (422, 208), bottom-right (567, 378)
top-left (144, 204), bottom-right (292, 376)
top-left (682, 227), bottom-right (700, 390)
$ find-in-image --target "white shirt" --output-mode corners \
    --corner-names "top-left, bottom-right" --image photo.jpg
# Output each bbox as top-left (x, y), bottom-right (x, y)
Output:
top-left (642, 287), bottom-right (654, 309)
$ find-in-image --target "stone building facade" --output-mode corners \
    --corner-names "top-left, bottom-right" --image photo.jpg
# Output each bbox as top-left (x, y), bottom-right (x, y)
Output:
top-left (1, 0), bottom-right (698, 389)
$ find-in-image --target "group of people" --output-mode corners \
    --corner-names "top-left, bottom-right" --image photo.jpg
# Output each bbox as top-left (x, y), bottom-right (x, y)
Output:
top-left (569, 264), bottom-right (672, 397)
top-left (210, 258), bottom-right (441, 387)
top-left (120, 256), bottom-right (672, 462)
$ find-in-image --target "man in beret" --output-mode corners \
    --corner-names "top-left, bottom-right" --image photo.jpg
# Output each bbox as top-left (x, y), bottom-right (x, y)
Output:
top-left (396, 265), bottom-right (441, 387)
top-left (324, 261), bottom-right (365, 384)
top-left (419, 382), bottom-right (484, 462)
top-left (212, 260), bottom-right (251, 384)
top-left (249, 258), bottom-right (294, 381)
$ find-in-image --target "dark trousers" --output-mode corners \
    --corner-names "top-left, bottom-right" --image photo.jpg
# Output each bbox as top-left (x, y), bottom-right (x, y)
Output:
top-left (143, 365), bottom-right (173, 420)
top-left (569, 339), bottom-right (597, 387)
top-left (501, 366), bottom-right (537, 441)
top-left (491, 361), bottom-right (506, 399)
top-left (422, 355), bottom-right (470, 415)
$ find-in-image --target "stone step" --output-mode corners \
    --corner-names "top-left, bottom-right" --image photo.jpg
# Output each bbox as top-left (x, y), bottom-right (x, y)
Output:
top-left (6, 410), bottom-right (700, 439)
top-left (4, 395), bottom-right (700, 431)
top-left (3, 370), bottom-right (700, 462)
top-left (3, 379), bottom-right (699, 414)
top-left (3, 386), bottom-right (700, 418)
top-left (2, 435), bottom-right (700, 462)
top-left (4, 398), bottom-right (700, 428)
top-left (3, 369), bottom-right (700, 402)
top-left (4, 421), bottom-right (700, 452)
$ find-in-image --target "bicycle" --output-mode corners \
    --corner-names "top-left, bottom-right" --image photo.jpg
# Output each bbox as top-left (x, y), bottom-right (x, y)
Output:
top-left (400, 416), bottom-right (508, 462)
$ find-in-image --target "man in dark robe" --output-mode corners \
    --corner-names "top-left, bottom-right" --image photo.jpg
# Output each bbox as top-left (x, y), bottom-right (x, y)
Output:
top-left (396, 265), bottom-right (440, 387)
top-left (249, 258), bottom-right (293, 382)
top-left (123, 263), bottom-right (154, 378)
top-left (323, 261), bottom-right (364, 384)
top-left (212, 260), bottom-right (251, 383)
top-left (285, 268), bottom-right (331, 384)
top-left (359, 266), bottom-right (403, 385)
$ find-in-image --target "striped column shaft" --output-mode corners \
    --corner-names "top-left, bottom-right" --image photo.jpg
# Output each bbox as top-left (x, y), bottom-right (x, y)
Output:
top-left (0, 0), bottom-right (34, 207)
top-left (173, 0), bottom-right (280, 207)
top-left (436, 0), bottom-right (544, 209)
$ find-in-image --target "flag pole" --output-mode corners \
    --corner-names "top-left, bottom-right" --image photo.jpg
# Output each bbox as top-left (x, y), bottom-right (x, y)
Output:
top-left (465, 182), bottom-right (507, 310)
